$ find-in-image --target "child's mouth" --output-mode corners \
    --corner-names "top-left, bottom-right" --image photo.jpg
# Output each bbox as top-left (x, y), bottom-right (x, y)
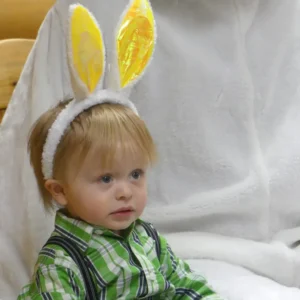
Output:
top-left (111, 207), bottom-right (134, 216)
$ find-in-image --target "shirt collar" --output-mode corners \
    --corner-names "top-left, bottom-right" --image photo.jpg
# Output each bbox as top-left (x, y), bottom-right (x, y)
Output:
top-left (54, 210), bottom-right (137, 252)
top-left (54, 210), bottom-right (95, 252)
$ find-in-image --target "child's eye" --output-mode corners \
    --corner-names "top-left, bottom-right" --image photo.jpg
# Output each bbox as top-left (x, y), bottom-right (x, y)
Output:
top-left (130, 169), bottom-right (144, 180)
top-left (100, 175), bottom-right (112, 183)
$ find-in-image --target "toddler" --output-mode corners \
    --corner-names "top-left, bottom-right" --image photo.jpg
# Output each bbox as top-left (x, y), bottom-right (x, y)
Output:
top-left (18, 101), bottom-right (222, 299)
top-left (18, 1), bottom-right (224, 298)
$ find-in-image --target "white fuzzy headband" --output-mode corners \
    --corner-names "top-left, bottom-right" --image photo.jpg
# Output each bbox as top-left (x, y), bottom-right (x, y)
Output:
top-left (41, 0), bottom-right (156, 179)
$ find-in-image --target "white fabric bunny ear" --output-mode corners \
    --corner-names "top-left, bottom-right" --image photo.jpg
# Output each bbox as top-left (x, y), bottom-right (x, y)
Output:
top-left (67, 4), bottom-right (106, 100)
top-left (115, 0), bottom-right (156, 89)
top-left (41, 0), bottom-right (156, 180)
top-left (105, 0), bottom-right (156, 93)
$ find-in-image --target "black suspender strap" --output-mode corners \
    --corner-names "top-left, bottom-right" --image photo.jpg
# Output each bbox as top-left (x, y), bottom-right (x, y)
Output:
top-left (44, 236), bottom-right (98, 300)
top-left (140, 222), bottom-right (162, 258)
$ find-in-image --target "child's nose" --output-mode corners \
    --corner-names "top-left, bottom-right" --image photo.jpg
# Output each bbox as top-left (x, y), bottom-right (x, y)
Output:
top-left (116, 182), bottom-right (132, 201)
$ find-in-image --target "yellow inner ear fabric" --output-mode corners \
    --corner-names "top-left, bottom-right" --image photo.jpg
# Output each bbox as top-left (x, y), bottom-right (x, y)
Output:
top-left (117, 0), bottom-right (155, 88)
top-left (70, 5), bottom-right (105, 93)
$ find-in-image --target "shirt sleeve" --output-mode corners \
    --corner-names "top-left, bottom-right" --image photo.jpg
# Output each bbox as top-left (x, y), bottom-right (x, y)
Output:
top-left (17, 264), bottom-right (86, 300)
top-left (158, 233), bottom-right (224, 300)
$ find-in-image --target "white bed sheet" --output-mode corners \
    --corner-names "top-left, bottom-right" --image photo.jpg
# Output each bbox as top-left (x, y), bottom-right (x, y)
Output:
top-left (188, 259), bottom-right (300, 300)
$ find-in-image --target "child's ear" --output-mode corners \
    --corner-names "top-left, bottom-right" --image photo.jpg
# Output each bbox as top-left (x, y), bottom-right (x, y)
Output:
top-left (44, 179), bottom-right (68, 206)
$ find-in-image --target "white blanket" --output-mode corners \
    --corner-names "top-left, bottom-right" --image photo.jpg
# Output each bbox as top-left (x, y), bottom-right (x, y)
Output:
top-left (187, 259), bottom-right (300, 300)
top-left (1, 0), bottom-right (300, 298)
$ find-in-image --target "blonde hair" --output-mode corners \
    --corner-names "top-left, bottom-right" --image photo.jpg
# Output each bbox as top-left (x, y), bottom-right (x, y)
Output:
top-left (28, 101), bottom-right (156, 210)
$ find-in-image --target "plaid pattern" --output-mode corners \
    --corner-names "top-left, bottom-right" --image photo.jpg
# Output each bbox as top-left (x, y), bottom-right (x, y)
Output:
top-left (18, 211), bottom-right (223, 299)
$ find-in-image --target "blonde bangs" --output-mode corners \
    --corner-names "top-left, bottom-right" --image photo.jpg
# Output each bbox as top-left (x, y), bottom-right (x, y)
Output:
top-left (55, 103), bottom-right (157, 175)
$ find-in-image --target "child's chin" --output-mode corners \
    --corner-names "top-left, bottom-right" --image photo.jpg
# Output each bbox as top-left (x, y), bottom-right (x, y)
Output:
top-left (108, 220), bottom-right (134, 231)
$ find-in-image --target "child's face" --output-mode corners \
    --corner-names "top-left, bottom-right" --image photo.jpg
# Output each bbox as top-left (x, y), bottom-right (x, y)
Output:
top-left (60, 147), bottom-right (148, 232)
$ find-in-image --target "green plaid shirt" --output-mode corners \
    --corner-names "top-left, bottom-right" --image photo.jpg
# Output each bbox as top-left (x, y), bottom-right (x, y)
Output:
top-left (18, 211), bottom-right (223, 299)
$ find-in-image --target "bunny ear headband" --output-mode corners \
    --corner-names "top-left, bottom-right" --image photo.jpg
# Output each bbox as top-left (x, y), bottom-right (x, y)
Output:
top-left (42, 0), bottom-right (156, 180)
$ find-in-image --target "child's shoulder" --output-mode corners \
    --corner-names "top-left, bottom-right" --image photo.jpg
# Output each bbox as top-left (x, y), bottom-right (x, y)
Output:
top-left (35, 233), bottom-right (81, 276)
top-left (18, 235), bottom-right (85, 299)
